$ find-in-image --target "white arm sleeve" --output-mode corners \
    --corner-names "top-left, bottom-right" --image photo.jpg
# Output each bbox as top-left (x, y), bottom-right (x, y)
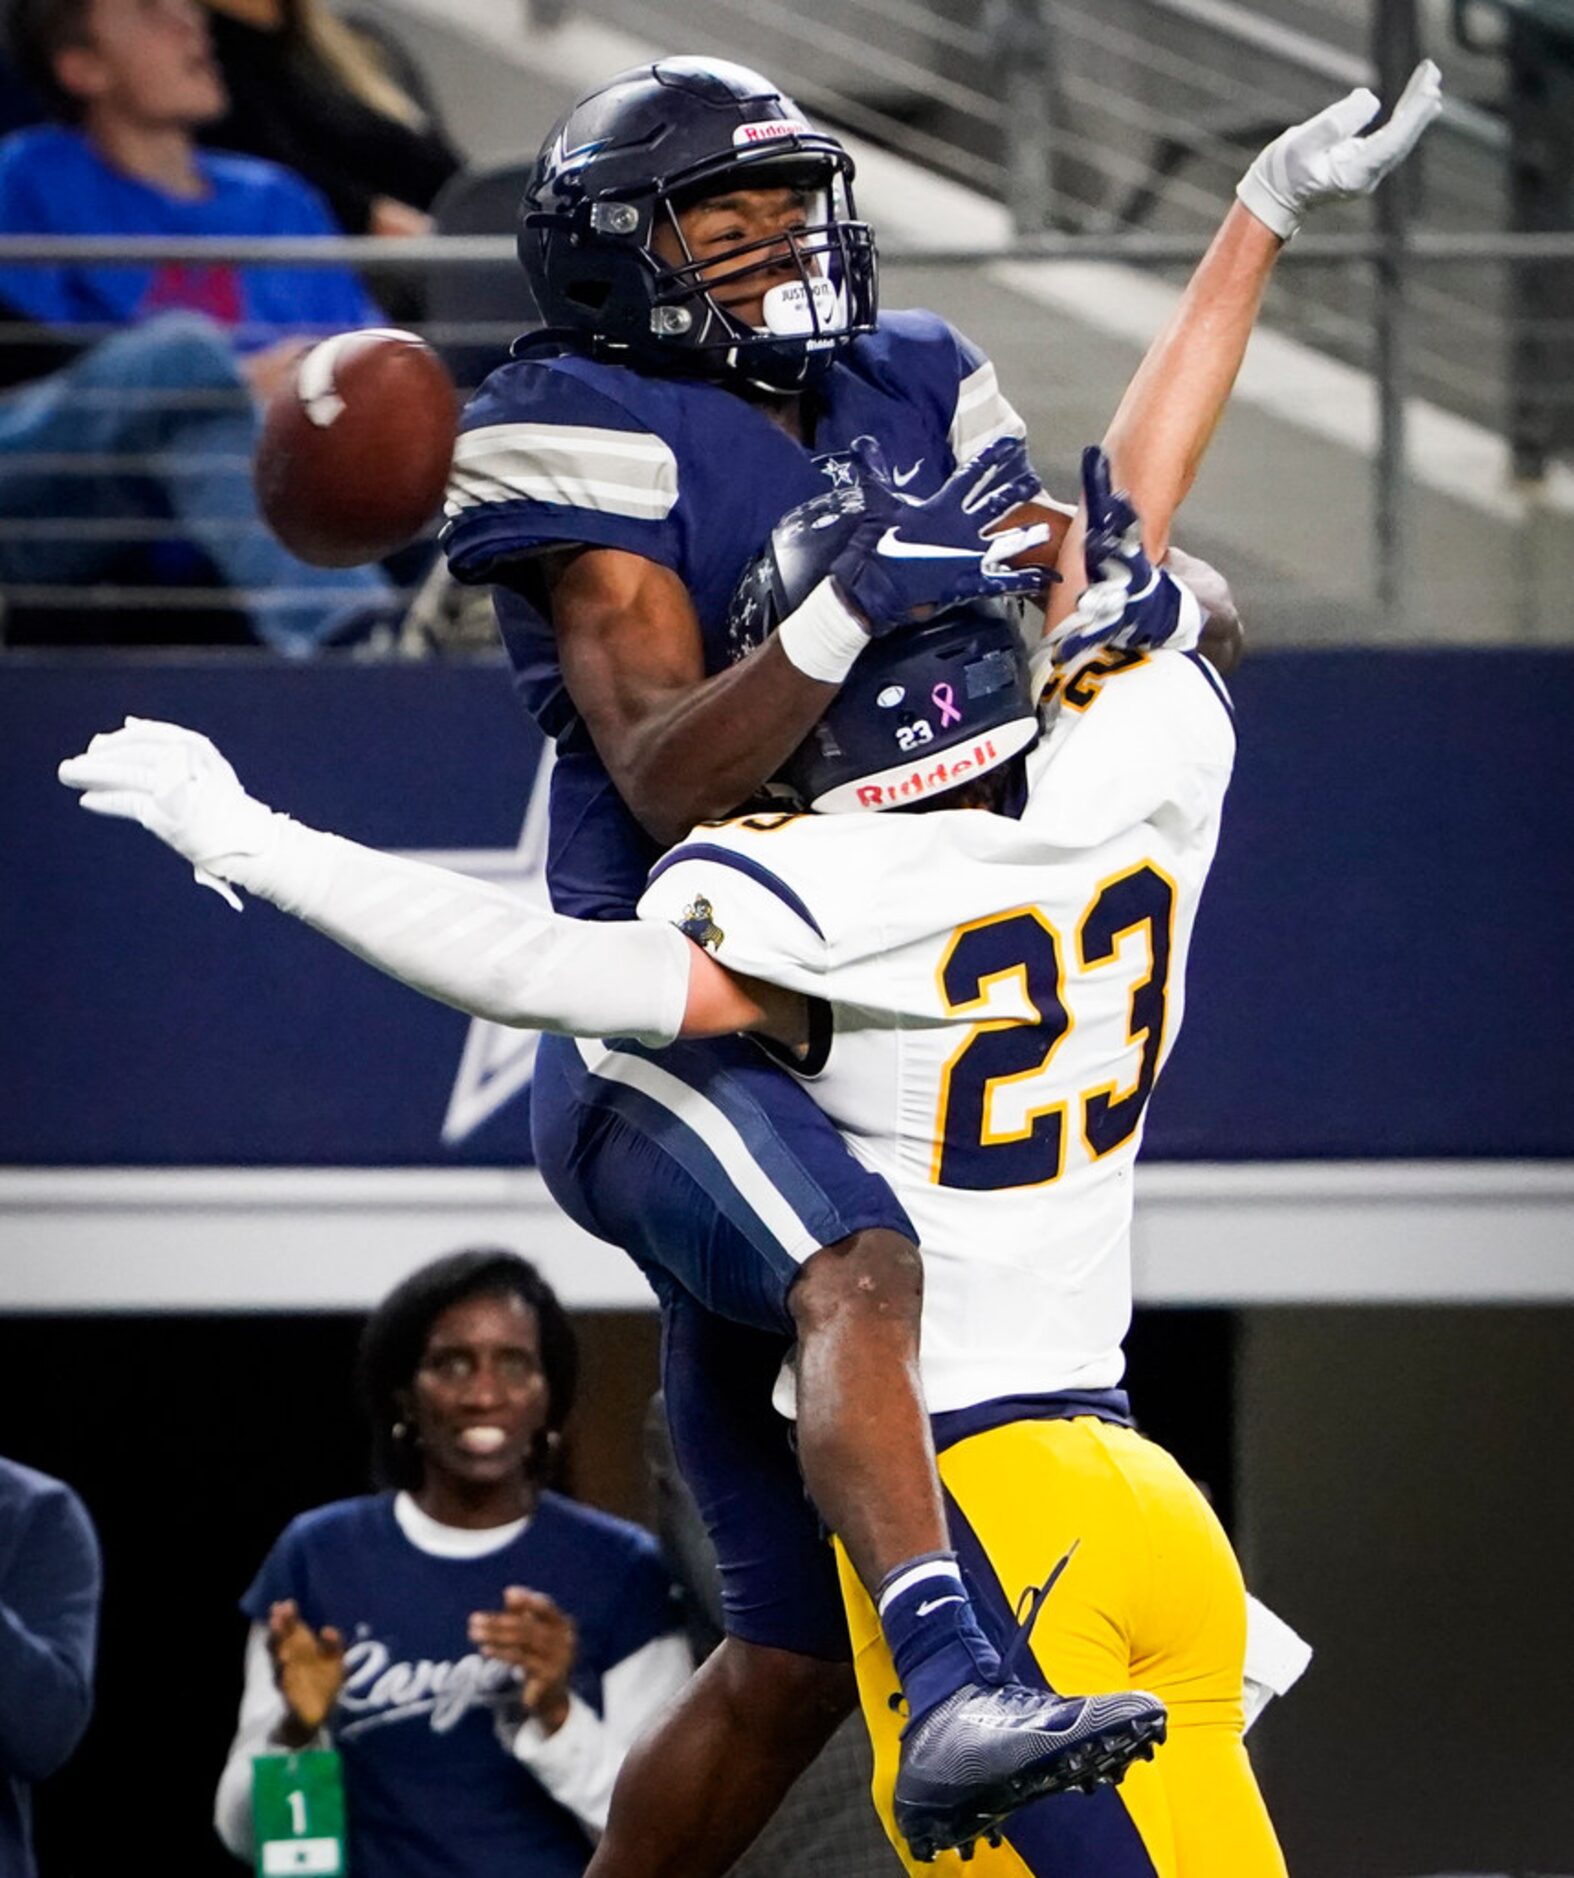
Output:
top-left (227, 820), bottom-right (693, 1048)
top-left (1242, 1593), bottom-right (1314, 1733)
top-left (214, 1624), bottom-right (327, 1861)
top-left (504, 1631), bottom-right (693, 1837)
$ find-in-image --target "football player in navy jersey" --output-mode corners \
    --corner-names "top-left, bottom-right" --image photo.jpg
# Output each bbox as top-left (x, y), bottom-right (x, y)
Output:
top-left (442, 56), bottom-right (1175, 1858)
top-left (69, 452), bottom-right (1296, 1878)
top-left (432, 51), bottom-right (1441, 1867)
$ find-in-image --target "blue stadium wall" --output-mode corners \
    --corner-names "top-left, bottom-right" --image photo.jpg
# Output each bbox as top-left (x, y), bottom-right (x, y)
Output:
top-left (3, 647), bottom-right (1570, 1167)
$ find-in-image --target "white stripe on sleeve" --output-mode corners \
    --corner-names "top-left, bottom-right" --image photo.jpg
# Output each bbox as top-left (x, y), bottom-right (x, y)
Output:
top-left (444, 423), bottom-right (679, 519)
top-left (948, 360), bottom-right (1029, 465)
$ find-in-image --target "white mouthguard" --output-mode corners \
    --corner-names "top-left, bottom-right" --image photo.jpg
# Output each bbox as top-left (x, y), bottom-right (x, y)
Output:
top-left (760, 277), bottom-right (845, 337)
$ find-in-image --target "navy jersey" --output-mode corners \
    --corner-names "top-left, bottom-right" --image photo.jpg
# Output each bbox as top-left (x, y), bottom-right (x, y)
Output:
top-left (242, 1492), bottom-right (682, 1878)
top-left (441, 311), bottom-right (1035, 919)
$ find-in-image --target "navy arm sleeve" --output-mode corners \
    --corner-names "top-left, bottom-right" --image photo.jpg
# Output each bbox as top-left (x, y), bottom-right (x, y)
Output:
top-left (0, 1479), bottom-right (101, 1781)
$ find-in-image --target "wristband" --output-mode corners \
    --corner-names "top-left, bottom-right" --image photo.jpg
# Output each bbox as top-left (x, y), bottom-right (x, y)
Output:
top-left (775, 576), bottom-right (870, 684)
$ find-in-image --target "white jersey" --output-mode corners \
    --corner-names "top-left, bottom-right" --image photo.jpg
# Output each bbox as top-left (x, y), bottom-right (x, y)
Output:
top-left (638, 648), bottom-right (1235, 1415)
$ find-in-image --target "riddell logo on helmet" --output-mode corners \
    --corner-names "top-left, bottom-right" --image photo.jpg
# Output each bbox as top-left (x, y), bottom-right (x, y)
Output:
top-left (855, 740), bottom-right (999, 808)
top-left (734, 120), bottom-right (812, 145)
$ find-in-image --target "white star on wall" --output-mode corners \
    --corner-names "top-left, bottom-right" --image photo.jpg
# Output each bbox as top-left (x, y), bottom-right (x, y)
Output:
top-left (396, 749), bottom-right (554, 1146)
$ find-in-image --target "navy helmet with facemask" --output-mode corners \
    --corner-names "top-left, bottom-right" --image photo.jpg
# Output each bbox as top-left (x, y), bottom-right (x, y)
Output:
top-left (518, 57), bottom-right (878, 394)
top-left (728, 481), bottom-right (1042, 813)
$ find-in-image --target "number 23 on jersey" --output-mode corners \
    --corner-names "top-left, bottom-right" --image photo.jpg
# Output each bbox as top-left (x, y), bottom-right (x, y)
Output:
top-left (932, 862), bottom-right (1175, 1191)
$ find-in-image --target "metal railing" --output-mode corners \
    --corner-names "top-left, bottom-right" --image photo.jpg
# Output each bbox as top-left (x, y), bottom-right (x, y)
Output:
top-left (561, 0), bottom-right (1545, 439)
top-left (0, 222), bottom-right (1571, 649)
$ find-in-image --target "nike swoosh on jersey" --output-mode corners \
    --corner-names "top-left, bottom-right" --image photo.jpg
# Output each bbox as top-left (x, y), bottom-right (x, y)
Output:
top-left (876, 528), bottom-right (981, 561)
top-left (892, 459), bottom-right (924, 487)
top-left (915, 1595), bottom-right (966, 1617)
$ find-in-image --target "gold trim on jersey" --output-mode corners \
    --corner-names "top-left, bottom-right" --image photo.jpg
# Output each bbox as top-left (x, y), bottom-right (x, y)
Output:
top-left (928, 864), bottom-right (1183, 1191)
top-left (1038, 645), bottom-right (1151, 714)
top-left (1076, 861), bottom-right (1179, 1163)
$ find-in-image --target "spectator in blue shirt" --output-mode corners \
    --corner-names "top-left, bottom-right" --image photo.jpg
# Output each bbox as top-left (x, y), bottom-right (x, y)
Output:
top-left (214, 1250), bottom-right (693, 1878)
top-left (0, 0), bottom-right (392, 652)
top-left (0, 1456), bottom-right (101, 1878)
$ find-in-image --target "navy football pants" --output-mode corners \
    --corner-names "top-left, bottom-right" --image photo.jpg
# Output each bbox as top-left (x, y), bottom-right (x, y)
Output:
top-left (531, 1030), bottom-right (915, 1656)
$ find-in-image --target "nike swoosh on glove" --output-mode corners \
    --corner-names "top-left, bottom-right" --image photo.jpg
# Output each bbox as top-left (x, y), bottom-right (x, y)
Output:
top-left (830, 435), bottom-right (1051, 634)
top-left (1048, 447), bottom-right (1202, 666)
top-left (58, 716), bottom-right (279, 909)
top-left (1237, 59), bottom-right (1442, 241)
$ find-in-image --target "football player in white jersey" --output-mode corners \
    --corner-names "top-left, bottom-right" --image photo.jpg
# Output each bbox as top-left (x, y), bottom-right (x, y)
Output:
top-left (61, 442), bottom-right (1293, 1873)
top-left (633, 461), bottom-right (1284, 1875)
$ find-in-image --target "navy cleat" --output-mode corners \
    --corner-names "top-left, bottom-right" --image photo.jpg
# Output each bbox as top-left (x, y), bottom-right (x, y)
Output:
top-left (891, 1540), bottom-right (1168, 1862)
top-left (892, 1680), bottom-right (1167, 1861)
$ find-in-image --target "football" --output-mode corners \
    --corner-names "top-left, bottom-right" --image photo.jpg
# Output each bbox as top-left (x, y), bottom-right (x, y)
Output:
top-left (253, 328), bottom-right (459, 568)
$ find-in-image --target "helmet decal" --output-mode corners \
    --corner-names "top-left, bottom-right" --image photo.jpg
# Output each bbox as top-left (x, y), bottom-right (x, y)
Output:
top-left (733, 119), bottom-right (815, 146)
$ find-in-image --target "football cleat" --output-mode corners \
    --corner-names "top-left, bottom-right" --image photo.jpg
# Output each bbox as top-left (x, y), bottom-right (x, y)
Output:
top-left (893, 1681), bottom-right (1168, 1863)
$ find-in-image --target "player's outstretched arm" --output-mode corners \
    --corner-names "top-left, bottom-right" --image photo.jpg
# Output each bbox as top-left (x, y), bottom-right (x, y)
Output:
top-left (1046, 60), bottom-right (1441, 625)
top-left (56, 719), bottom-right (788, 1048)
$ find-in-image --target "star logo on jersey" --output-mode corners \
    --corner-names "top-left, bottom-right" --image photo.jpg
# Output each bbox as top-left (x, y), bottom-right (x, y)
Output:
top-left (396, 748), bottom-right (554, 1146)
top-left (819, 453), bottom-right (860, 490)
top-left (678, 894), bottom-right (724, 953)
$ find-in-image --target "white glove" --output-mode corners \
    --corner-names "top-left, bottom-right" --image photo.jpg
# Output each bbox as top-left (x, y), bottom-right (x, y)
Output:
top-left (58, 717), bottom-right (280, 910)
top-left (1237, 59), bottom-right (1443, 241)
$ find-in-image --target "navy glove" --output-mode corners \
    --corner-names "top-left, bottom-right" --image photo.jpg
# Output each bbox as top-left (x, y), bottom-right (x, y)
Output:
top-left (830, 435), bottom-right (1051, 635)
top-left (1051, 447), bottom-right (1202, 664)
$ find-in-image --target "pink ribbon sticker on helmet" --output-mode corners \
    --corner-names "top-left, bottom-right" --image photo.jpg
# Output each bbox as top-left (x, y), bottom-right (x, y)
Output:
top-left (932, 683), bottom-right (961, 728)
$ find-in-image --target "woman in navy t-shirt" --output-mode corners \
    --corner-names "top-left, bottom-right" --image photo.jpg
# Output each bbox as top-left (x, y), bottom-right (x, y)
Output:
top-left (214, 1250), bottom-right (691, 1878)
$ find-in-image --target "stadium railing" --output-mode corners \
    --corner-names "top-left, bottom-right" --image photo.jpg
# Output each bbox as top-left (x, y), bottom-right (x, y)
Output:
top-left (0, 225), bottom-right (1570, 650)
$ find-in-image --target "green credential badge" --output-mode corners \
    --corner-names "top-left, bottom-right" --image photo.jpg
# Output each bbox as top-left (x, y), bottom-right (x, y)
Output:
top-left (252, 1750), bottom-right (347, 1876)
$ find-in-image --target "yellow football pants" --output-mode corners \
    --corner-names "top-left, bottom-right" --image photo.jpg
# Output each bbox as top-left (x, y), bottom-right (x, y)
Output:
top-left (836, 1417), bottom-right (1287, 1877)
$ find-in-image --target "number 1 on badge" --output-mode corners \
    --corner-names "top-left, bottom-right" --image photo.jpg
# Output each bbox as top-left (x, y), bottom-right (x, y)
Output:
top-left (252, 1750), bottom-right (348, 1876)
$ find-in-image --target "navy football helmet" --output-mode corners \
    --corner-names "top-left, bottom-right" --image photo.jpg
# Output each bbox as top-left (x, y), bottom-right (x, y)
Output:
top-left (729, 481), bottom-right (1041, 812)
top-left (519, 58), bottom-right (877, 394)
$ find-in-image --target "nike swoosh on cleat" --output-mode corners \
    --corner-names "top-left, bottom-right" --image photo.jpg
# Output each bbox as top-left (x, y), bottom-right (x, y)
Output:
top-left (876, 528), bottom-right (980, 560)
top-left (914, 1596), bottom-right (965, 1617)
